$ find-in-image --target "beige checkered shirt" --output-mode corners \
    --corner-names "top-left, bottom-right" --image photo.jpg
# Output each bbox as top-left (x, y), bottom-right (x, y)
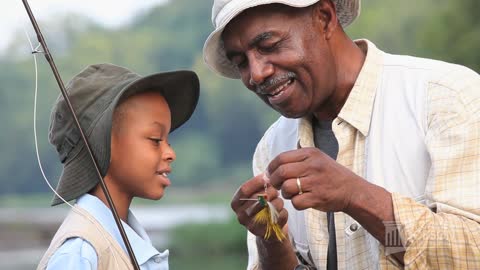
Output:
top-left (247, 40), bottom-right (480, 269)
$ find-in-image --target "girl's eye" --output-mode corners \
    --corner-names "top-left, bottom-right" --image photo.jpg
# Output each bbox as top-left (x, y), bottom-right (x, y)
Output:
top-left (149, 138), bottom-right (163, 145)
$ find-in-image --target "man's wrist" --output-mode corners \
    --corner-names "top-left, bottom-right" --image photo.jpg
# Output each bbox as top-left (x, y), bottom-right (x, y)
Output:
top-left (343, 174), bottom-right (368, 215)
top-left (341, 176), bottom-right (398, 248)
top-left (256, 236), bottom-right (298, 270)
top-left (256, 235), bottom-right (290, 253)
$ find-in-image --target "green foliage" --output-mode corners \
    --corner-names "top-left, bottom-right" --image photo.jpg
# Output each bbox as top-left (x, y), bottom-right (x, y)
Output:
top-left (168, 218), bottom-right (248, 269)
top-left (347, 0), bottom-right (480, 72)
top-left (170, 219), bottom-right (247, 255)
top-left (415, 0), bottom-right (480, 71)
top-left (0, 0), bottom-right (478, 196)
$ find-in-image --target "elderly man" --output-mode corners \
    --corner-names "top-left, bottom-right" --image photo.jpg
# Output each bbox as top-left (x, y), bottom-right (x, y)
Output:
top-left (203, 0), bottom-right (480, 269)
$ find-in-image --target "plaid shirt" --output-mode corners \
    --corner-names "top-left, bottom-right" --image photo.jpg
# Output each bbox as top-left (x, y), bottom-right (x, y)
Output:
top-left (247, 40), bottom-right (480, 270)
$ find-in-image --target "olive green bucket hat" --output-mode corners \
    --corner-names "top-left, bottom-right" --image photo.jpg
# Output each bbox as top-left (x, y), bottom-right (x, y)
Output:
top-left (48, 63), bottom-right (199, 206)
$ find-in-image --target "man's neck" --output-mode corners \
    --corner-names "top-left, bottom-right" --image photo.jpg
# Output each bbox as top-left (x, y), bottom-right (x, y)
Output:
top-left (314, 35), bottom-right (366, 121)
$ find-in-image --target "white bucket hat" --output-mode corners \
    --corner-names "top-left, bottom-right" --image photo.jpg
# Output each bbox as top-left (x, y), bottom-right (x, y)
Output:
top-left (203, 0), bottom-right (361, 79)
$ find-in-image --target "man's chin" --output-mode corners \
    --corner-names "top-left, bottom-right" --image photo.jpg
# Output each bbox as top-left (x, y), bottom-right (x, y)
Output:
top-left (263, 98), bottom-right (307, 118)
top-left (276, 107), bottom-right (306, 119)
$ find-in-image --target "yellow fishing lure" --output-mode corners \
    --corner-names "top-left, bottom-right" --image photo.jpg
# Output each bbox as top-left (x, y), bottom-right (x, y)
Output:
top-left (253, 194), bottom-right (286, 241)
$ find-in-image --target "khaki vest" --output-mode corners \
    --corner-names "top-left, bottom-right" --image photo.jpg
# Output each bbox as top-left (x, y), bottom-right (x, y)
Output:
top-left (37, 206), bottom-right (133, 270)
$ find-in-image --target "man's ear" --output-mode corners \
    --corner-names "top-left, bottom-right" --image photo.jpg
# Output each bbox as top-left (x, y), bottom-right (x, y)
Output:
top-left (311, 0), bottom-right (339, 40)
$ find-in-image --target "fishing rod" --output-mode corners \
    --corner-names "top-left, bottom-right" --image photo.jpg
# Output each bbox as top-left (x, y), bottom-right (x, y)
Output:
top-left (21, 1), bottom-right (140, 269)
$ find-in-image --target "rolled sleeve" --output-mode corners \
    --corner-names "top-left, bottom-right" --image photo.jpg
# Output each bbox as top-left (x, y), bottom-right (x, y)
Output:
top-left (392, 193), bottom-right (480, 269)
top-left (390, 69), bottom-right (480, 269)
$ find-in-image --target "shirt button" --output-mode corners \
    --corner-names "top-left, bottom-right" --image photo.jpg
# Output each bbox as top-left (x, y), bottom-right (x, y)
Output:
top-left (154, 255), bottom-right (162, 263)
top-left (349, 223), bottom-right (358, 231)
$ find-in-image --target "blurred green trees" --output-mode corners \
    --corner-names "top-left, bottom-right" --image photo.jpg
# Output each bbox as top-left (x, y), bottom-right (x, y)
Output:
top-left (0, 0), bottom-right (478, 195)
top-left (169, 219), bottom-right (248, 269)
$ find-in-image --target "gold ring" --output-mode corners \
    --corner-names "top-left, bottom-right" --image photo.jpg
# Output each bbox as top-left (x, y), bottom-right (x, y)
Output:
top-left (296, 177), bottom-right (303, 195)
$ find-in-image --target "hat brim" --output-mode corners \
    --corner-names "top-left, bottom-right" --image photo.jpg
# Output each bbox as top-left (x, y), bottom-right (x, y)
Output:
top-left (117, 70), bottom-right (200, 133)
top-left (51, 70), bottom-right (199, 206)
top-left (203, 0), bottom-right (360, 78)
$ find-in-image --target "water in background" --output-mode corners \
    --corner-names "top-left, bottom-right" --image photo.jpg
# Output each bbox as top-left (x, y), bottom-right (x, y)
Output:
top-left (0, 204), bottom-right (230, 269)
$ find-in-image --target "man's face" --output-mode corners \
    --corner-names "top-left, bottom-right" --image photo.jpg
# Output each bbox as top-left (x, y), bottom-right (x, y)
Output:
top-left (222, 4), bottom-right (337, 118)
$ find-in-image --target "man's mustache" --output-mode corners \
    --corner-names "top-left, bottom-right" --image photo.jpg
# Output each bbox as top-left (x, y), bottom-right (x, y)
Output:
top-left (255, 72), bottom-right (296, 95)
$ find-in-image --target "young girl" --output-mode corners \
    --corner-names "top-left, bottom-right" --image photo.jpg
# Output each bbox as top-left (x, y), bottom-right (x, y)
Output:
top-left (37, 63), bottom-right (199, 270)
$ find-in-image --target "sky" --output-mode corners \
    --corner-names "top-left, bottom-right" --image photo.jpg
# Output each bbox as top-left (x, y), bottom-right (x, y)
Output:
top-left (1, 0), bottom-right (168, 52)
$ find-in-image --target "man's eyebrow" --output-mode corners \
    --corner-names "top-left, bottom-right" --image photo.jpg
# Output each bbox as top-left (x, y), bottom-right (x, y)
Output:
top-left (225, 32), bottom-right (274, 61)
top-left (249, 32), bottom-right (273, 48)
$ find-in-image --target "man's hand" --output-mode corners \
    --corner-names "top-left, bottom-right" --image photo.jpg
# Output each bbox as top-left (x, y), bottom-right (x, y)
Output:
top-left (267, 147), bottom-right (404, 264)
top-left (231, 174), bottom-right (288, 238)
top-left (232, 174), bottom-right (299, 269)
top-left (267, 147), bottom-right (362, 212)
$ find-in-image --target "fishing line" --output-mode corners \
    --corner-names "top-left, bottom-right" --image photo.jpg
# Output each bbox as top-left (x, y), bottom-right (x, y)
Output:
top-left (20, 2), bottom-right (139, 266)
top-left (23, 26), bottom-right (122, 268)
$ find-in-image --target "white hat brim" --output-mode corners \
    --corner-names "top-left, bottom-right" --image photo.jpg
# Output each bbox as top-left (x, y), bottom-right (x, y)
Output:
top-left (203, 0), bottom-right (360, 79)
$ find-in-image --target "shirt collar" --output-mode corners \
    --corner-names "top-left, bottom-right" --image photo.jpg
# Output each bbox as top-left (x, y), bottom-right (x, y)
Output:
top-left (337, 39), bottom-right (384, 136)
top-left (298, 116), bottom-right (315, 148)
top-left (298, 39), bottom-right (383, 142)
top-left (76, 194), bottom-right (168, 265)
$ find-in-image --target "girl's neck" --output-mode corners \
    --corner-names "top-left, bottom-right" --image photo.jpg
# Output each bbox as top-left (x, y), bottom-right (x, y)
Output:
top-left (89, 184), bottom-right (132, 222)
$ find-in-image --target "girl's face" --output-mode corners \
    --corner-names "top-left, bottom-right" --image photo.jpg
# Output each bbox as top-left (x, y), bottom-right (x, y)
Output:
top-left (107, 91), bottom-right (176, 202)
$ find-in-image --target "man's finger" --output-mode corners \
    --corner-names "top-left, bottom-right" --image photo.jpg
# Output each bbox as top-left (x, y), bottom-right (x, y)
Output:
top-left (231, 174), bottom-right (267, 210)
top-left (281, 176), bottom-right (314, 199)
top-left (245, 188), bottom-right (281, 216)
top-left (236, 198), bottom-right (264, 225)
top-left (269, 196), bottom-right (284, 211)
top-left (265, 185), bottom-right (279, 201)
top-left (277, 208), bottom-right (289, 227)
top-left (267, 148), bottom-right (311, 176)
top-left (280, 178), bottom-right (300, 199)
top-left (291, 192), bottom-right (314, 211)
top-left (245, 201), bottom-right (263, 217)
top-left (269, 161), bottom-right (308, 189)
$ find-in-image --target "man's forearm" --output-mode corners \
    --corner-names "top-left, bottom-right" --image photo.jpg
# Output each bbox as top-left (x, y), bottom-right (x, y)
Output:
top-left (256, 237), bottom-right (298, 270)
top-left (344, 177), bottom-right (405, 264)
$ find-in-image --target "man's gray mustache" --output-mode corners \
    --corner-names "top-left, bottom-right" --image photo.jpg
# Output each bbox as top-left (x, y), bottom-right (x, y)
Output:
top-left (255, 72), bottom-right (296, 94)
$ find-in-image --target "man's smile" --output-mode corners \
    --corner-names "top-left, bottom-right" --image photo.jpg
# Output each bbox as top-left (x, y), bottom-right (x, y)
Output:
top-left (267, 78), bottom-right (295, 105)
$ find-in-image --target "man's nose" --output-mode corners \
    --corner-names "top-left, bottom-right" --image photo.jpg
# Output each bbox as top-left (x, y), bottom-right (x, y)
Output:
top-left (248, 54), bottom-right (274, 87)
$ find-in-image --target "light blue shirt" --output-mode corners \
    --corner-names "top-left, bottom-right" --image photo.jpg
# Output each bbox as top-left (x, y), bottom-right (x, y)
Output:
top-left (47, 194), bottom-right (169, 270)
